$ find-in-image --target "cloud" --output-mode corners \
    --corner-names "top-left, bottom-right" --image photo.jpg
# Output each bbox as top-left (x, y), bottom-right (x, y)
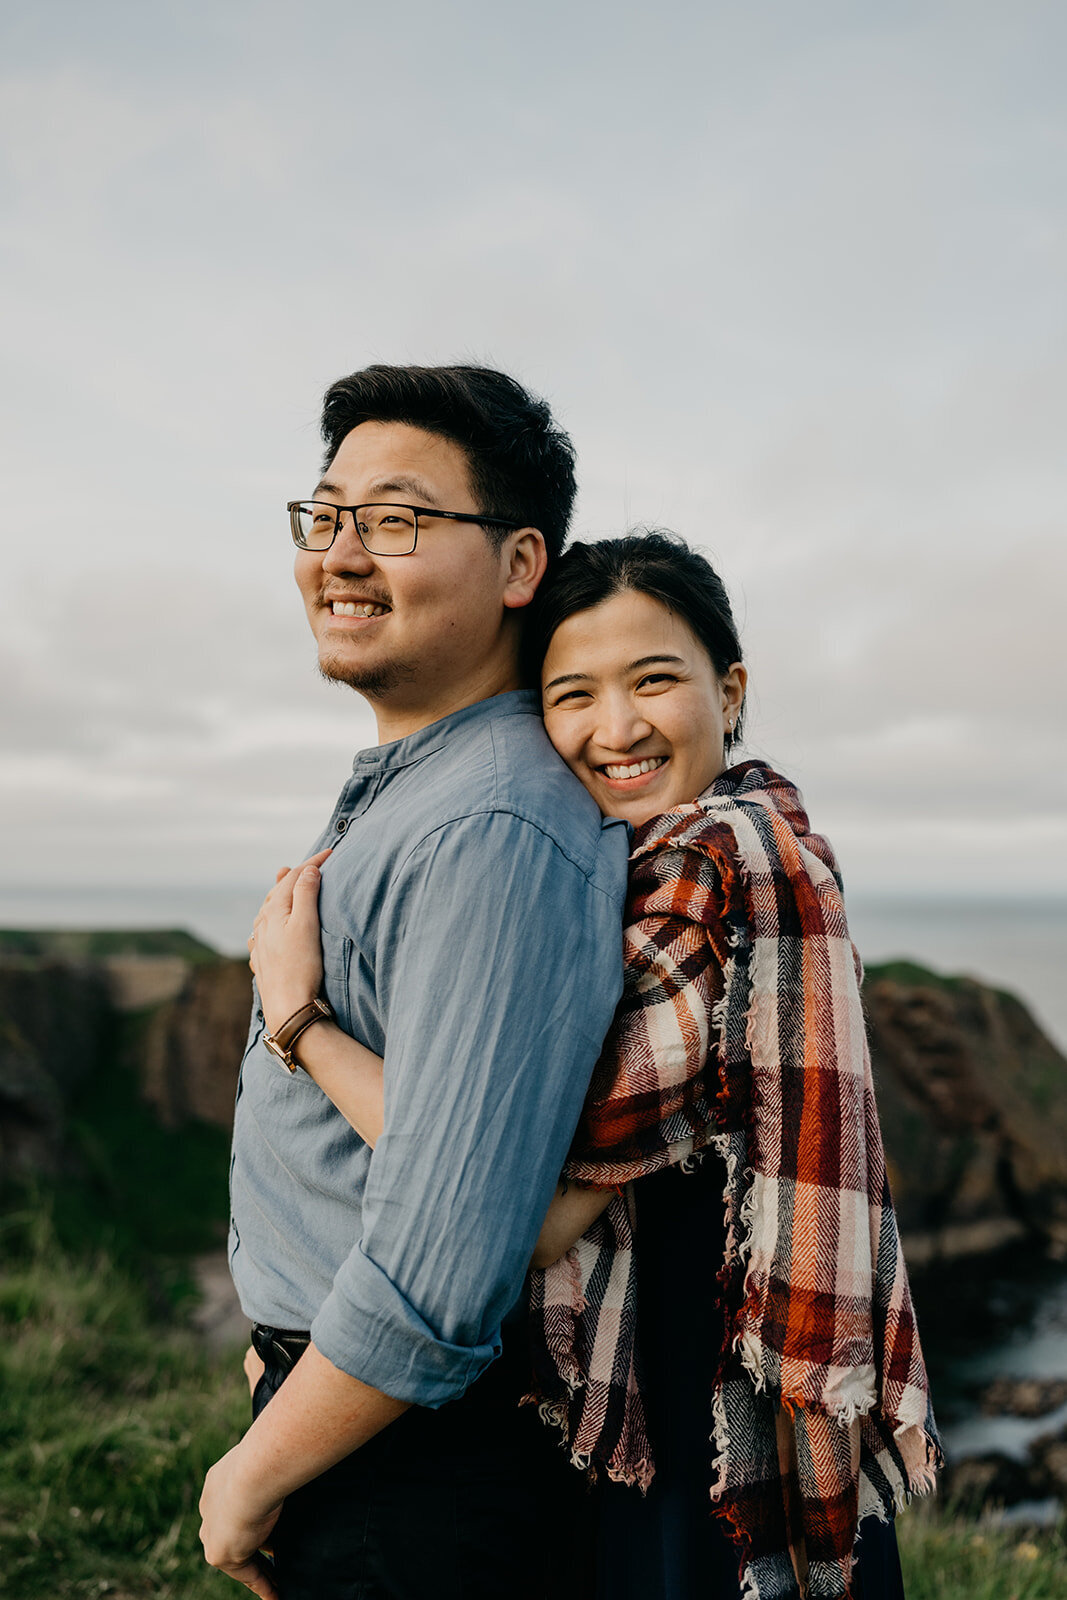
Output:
top-left (0, 1), bottom-right (1064, 899)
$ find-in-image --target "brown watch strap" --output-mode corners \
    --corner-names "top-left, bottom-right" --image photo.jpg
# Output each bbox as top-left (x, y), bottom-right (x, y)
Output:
top-left (262, 998), bottom-right (333, 1071)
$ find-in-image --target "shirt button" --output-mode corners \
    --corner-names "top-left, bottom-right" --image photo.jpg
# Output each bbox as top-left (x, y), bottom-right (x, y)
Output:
top-left (335, 817), bottom-right (348, 834)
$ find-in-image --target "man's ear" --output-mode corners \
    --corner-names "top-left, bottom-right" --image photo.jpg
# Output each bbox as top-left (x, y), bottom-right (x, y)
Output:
top-left (502, 529), bottom-right (548, 610)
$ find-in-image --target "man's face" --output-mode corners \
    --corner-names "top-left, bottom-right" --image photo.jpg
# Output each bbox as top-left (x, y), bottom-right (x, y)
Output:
top-left (295, 421), bottom-right (527, 733)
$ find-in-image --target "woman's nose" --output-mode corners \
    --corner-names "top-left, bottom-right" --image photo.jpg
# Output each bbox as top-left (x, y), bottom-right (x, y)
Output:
top-left (594, 700), bottom-right (654, 754)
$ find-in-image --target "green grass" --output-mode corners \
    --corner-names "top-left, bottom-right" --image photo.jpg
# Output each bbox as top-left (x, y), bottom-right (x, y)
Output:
top-left (3, 1009), bottom-right (1065, 1598)
top-left (0, 1212), bottom-right (248, 1599)
top-left (898, 1501), bottom-right (1067, 1599)
top-left (2, 1216), bottom-right (1066, 1598)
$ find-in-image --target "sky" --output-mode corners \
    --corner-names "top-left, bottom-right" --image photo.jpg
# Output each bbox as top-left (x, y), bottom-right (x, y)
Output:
top-left (1, 0), bottom-right (1065, 916)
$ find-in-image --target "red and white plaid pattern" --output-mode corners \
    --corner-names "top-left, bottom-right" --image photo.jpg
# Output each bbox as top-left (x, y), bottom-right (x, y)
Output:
top-left (527, 763), bottom-right (940, 1600)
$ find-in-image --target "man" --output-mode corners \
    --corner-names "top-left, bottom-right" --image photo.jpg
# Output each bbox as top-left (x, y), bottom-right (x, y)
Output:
top-left (199, 366), bottom-right (629, 1599)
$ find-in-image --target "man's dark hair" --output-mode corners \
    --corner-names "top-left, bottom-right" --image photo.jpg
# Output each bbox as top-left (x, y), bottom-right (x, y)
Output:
top-left (524, 529), bottom-right (746, 740)
top-left (320, 364), bottom-right (577, 560)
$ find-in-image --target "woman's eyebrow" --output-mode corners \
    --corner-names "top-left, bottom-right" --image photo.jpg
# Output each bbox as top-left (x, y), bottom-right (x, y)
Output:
top-left (627, 654), bottom-right (685, 672)
top-left (543, 671), bottom-right (592, 692)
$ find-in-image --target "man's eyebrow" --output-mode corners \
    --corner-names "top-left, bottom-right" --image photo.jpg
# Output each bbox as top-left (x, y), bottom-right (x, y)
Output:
top-left (310, 475), bottom-right (437, 502)
top-left (543, 655), bottom-right (686, 695)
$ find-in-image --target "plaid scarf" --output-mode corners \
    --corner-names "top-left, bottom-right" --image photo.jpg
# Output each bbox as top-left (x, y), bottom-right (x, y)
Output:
top-left (527, 762), bottom-right (941, 1600)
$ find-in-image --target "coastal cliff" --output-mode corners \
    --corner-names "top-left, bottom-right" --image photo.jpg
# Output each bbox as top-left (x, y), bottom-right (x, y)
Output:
top-left (2, 933), bottom-right (1066, 1265)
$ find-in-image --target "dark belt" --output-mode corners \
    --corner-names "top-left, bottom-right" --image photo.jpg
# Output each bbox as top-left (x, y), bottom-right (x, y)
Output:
top-left (252, 1322), bottom-right (311, 1375)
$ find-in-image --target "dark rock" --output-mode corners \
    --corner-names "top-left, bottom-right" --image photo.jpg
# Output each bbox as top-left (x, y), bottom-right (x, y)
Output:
top-left (1032, 1434), bottom-right (1067, 1495)
top-left (0, 961), bottom-right (112, 1174)
top-left (943, 1451), bottom-right (1047, 1509)
top-left (980, 1379), bottom-right (1067, 1418)
top-left (863, 964), bottom-right (1067, 1261)
top-left (139, 959), bottom-right (252, 1129)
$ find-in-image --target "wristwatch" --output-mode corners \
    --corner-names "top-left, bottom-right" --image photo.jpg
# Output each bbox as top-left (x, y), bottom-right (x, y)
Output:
top-left (262, 998), bottom-right (333, 1071)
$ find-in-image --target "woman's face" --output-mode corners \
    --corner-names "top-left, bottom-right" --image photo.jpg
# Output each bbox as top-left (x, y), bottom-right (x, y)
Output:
top-left (541, 588), bottom-right (747, 827)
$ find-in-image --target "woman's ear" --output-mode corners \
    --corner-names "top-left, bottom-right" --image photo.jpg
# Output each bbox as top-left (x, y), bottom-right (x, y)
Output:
top-left (722, 662), bottom-right (748, 721)
top-left (502, 529), bottom-right (549, 610)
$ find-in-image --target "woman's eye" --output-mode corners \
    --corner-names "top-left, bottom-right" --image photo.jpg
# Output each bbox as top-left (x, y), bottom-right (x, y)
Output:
top-left (637, 673), bottom-right (677, 689)
top-left (549, 690), bottom-right (591, 706)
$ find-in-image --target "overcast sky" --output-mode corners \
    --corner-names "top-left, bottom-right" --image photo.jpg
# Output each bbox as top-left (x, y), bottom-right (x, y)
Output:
top-left (1, 0), bottom-right (1064, 910)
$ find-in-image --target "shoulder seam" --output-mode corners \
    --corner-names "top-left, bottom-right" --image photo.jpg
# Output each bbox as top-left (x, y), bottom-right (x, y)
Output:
top-left (392, 806), bottom-right (620, 899)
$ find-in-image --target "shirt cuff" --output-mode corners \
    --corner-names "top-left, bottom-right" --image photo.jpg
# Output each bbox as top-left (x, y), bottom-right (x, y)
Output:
top-left (310, 1245), bottom-right (501, 1407)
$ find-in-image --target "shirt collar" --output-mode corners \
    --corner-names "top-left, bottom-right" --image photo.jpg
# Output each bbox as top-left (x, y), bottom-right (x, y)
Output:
top-left (351, 689), bottom-right (540, 773)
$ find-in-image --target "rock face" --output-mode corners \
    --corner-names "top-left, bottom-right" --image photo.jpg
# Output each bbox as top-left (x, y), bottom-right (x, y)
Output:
top-left (863, 962), bottom-right (1067, 1263)
top-left (0, 960), bottom-right (113, 1175)
top-left (139, 960), bottom-right (252, 1130)
top-left (0, 931), bottom-right (249, 1172)
top-left (2, 938), bottom-right (1066, 1270)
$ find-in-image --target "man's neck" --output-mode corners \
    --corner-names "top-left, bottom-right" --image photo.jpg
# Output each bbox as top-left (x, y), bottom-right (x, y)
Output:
top-left (370, 662), bottom-right (526, 746)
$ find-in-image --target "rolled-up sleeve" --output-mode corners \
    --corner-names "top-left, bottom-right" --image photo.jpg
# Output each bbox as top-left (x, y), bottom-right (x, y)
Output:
top-left (310, 810), bottom-right (625, 1404)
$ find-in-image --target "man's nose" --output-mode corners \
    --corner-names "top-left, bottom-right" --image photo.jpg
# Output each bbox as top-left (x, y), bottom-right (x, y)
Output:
top-left (321, 512), bottom-right (378, 574)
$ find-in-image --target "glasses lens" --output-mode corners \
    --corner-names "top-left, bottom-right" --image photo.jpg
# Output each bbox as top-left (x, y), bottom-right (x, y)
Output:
top-left (357, 505), bottom-right (417, 554)
top-left (291, 502), bottom-right (339, 549)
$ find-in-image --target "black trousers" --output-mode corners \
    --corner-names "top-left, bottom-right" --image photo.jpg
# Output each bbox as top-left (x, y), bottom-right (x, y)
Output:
top-left (253, 1332), bottom-right (596, 1600)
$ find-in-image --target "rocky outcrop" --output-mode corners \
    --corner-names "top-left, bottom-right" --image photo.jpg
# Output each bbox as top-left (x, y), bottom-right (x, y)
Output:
top-left (0, 960), bottom-right (112, 1175)
top-left (139, 959), bottom-right (251, 1130)
top-left (2, 938), bottom-right (1066, 1270)
top-left (863, 962), bottom-right (1067, 1263)
top-left (0, 931), bottom-right (247, 1171)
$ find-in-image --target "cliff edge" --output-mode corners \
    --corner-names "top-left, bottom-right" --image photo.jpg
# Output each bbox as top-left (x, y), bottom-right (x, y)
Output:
top-left (2, 934), bottom-right (1065, 1264)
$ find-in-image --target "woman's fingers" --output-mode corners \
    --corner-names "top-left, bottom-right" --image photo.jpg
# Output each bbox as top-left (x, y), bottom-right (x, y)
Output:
top-left (288, 864), bottom-right (324, 938)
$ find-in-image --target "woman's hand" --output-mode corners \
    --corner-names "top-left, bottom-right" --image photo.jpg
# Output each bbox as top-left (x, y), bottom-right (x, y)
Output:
top-left (248, 850), bottom-right (332, 1035)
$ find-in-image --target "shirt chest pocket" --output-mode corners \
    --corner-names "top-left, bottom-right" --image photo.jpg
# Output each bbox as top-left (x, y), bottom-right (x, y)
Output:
top-left (320, 926), bottom-right (354, 1035)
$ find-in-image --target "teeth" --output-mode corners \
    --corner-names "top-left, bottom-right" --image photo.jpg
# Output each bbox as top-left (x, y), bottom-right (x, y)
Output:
top-left (332, 601), bottom-right (387, 618)
top-left (603, 757), bottom-right (667, 780)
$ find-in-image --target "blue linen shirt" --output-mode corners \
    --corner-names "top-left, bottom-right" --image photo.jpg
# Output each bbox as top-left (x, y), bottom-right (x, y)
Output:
top-left (228, 690), bottom-right (629, 1407)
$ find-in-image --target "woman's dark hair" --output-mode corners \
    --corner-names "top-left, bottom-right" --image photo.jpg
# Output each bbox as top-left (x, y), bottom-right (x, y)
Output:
top-left (320, 364), bottom-right (577, 560)
top-left (525, 529), bottom-right (746, 743)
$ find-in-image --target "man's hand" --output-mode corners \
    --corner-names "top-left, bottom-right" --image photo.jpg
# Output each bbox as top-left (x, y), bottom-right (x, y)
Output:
top-left (200, 1344), bottom-right (409, 1592)
top-left (199, 1443), bottom-right (283, 1600)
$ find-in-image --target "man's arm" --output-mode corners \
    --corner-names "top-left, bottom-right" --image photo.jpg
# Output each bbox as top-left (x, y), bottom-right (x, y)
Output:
top-left (199, 1346), bottom-right (408, 1598)
top-left (309, 811), bottom-right (626, 1401)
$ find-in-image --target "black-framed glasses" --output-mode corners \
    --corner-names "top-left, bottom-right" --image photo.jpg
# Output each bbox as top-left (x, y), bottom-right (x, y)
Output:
top-left (287, 500), bottom-right (521, 556)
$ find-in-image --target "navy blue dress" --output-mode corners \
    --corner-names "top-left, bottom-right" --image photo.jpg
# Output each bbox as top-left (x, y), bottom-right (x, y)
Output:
top-left (594, 1158), bottom-right (906, 1600)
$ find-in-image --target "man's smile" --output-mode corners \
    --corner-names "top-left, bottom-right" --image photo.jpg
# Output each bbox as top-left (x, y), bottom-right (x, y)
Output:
top-left (331, 600), bottom-right (390, 618)
top-left (321, 589), bottom-right (393, 626)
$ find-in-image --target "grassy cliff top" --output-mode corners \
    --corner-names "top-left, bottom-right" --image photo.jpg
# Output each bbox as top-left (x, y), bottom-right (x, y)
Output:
top-left (0, 927), bottom-right (220, 964)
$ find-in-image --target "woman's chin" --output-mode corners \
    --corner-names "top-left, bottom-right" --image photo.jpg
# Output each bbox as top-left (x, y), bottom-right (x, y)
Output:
top-left (598, 788), bottom-right (692, 828)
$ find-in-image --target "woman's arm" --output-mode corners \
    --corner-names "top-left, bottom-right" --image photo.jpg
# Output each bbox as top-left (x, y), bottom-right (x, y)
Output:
top-left (250, 861), bottom-right (600, 1259)
top-left (529, 1182), bottom-right (612, 1269)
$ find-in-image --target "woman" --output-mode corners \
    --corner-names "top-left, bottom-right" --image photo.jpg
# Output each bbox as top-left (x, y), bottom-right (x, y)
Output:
top-left (248, 532), bottom-right (939, 1600)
